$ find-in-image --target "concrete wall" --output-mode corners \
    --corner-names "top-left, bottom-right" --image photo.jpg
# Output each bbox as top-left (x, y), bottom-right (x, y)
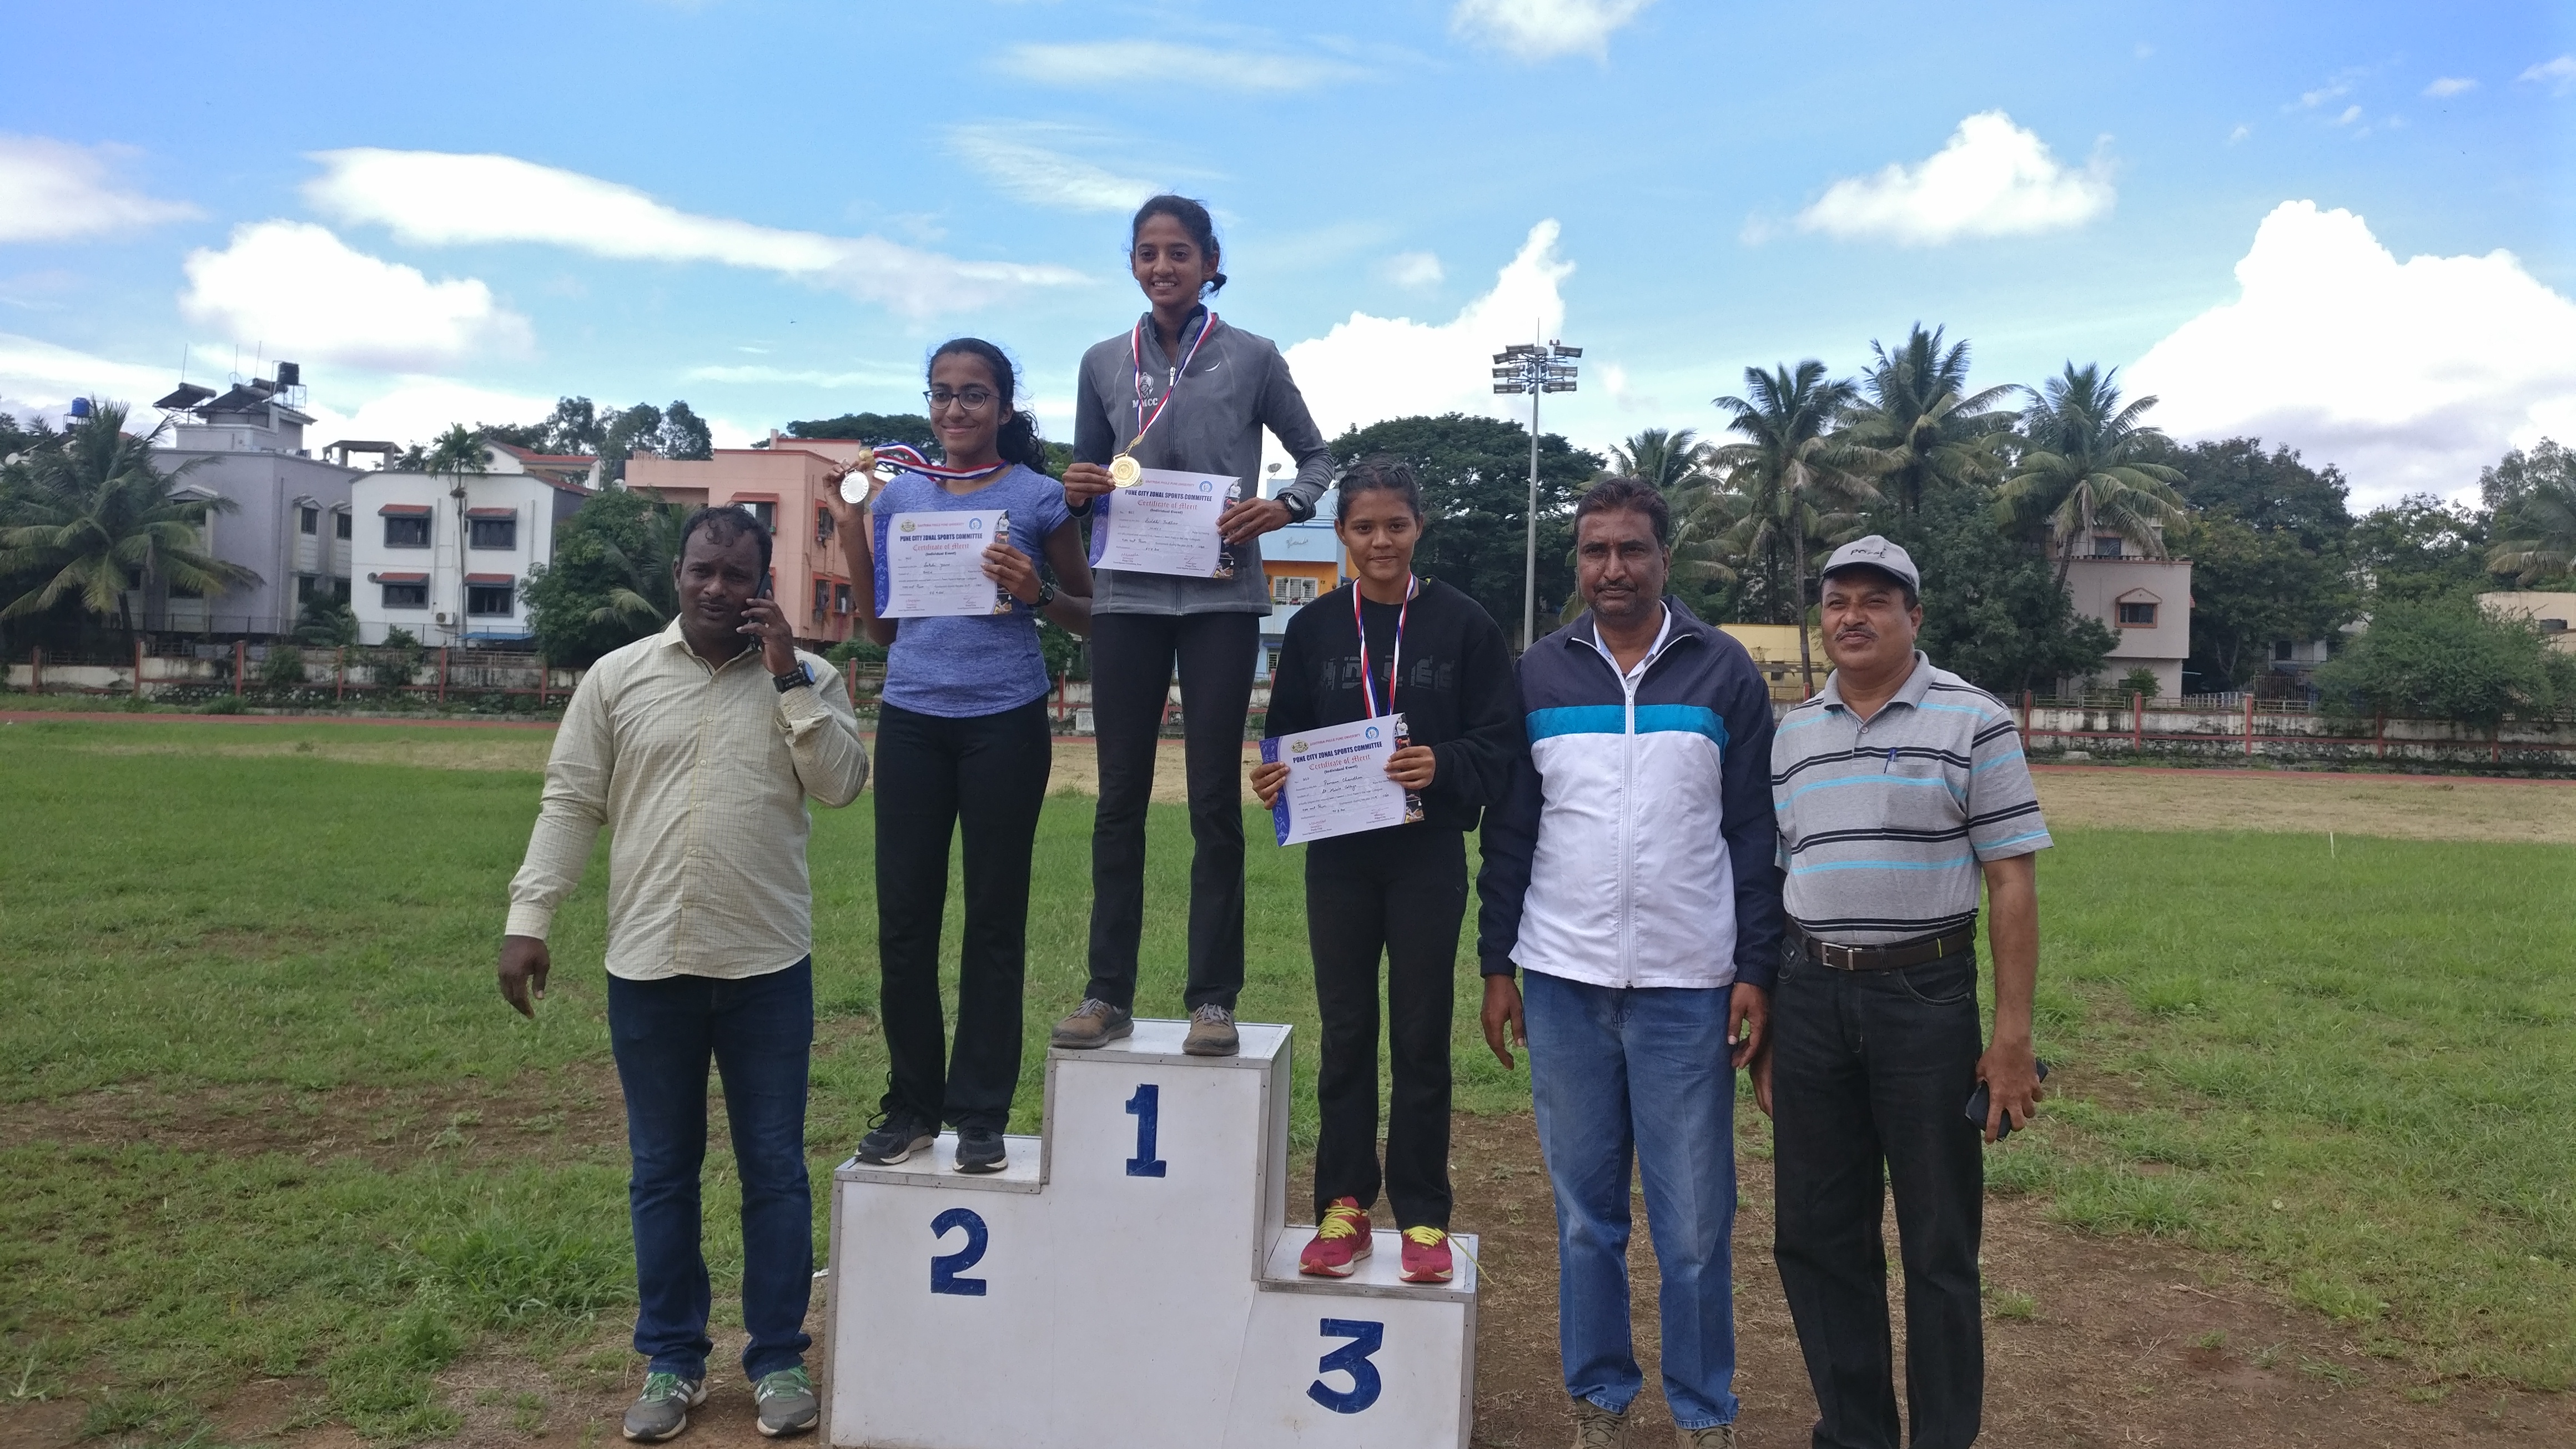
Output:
top-left (2481, 591), bottom-right (2576, 653)
top-left (146, 446), bottom-right (361, 635)
top-left (629, 447), bottom-right (866, 647)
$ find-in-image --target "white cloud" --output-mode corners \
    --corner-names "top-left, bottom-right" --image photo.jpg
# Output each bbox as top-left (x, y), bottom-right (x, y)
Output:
top-left (2333, 104), bottom-right (2364, 125)
top-left (1794, 112), bottom-right (2112, 245)
top-left (0, 135), bottom-right (198, 243)
top-left (948, 128), bottom-right (1159, 213)
top-left (180, 222), bottom-right (533, 373)
top-left (303, 377), bottom-right (561, 453)
top-left (682, 362), bottom-right (917, 390)
top-left (2127, 200), bottom-right (2576, 507)
top-left (2519, 56), bottom-right (2576, 95)
top-left (2226, 124), bottom-right (2252, 144)
top-left (1378, 250), bottom-right (1445, 289)
top-left (993, 40), bottom-right (1365, 93)
top-left (304, 149), bottom-right (1087, 317)
top-left (1451, 0), bottom-right (1653, 60)
top-left (0, 331), bottom-right (179, 426)
top-left (1282, 220), bottom-right (1571, 443)
top-left (2297, 80), bottom-right (2352, 109)
top-left (2423, 76), bottom-right (2478, 97)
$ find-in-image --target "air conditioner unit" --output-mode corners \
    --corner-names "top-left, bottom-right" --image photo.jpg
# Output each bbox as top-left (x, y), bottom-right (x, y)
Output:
top-left (434, 611), bottom-right (455, 626)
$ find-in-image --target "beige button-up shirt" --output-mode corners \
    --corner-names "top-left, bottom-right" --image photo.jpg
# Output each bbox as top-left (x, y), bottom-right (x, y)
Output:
top-left (506, 618), bottom-right (869, 980)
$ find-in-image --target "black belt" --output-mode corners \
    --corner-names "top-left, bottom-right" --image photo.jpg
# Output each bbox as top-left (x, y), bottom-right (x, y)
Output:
top-left (1792, 923), bottom-right (1976, 972)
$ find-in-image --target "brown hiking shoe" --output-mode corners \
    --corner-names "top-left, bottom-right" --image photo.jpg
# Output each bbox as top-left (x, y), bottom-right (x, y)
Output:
top-left (1676, 1425), bottom-right (1737, 1448)
top-left (1050, 998), bottom-right (1134, 1050)
top-left (1183, 1003), bottom-right (1239, 1056)
top-left (1570, 1397), bottom-right (1629, 1449)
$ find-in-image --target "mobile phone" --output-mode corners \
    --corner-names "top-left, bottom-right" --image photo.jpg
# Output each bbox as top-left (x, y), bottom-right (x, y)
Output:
top-left (1965, 1060), bottom-right (2050, 1141)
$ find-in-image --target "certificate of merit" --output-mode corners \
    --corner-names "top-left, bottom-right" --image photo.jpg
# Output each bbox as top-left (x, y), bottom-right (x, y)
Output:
top-left (876, 509), bottom-right (1007, 618)
top-left (1261, 715), bottom-right (1421, 847)
top-left (1090, 467), bottom-right (1233, 577)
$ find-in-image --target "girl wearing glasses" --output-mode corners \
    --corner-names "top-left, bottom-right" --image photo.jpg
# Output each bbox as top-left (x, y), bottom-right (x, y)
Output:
top-left (1050, 194), bottom-right (1337, 1060)
top-left (825, 338), bottom-right (1093, 1175)
top-left (1248, 457), bottom-right (1523, 1283)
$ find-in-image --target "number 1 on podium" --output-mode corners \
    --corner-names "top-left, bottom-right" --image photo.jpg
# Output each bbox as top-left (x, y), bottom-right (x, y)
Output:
top-left (1124, 1083), bottom-right (1168, 1178)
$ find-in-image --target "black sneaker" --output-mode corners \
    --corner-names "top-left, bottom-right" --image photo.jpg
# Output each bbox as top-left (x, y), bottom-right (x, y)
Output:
top-left (954, 1127), bottom-right (1008, 1175)
top-left (854, 1109), bottom-right (937, 1165)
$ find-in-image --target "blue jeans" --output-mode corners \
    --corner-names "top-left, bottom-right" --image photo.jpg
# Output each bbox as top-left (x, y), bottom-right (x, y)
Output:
top-left (1524, 970), bottom-right (1740, 1430)
top-left (607, 958), bottom-right (814, 1381)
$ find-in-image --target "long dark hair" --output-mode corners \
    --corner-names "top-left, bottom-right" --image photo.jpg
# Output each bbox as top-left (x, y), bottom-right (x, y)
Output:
top-left (928, 337), bottom-right (1049, 474)
top-left (1130, 194), bottom-right (1227, 296)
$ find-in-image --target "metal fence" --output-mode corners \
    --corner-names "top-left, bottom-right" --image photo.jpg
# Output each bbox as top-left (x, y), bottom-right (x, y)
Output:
top-left (2020, 692), bottom-right (2576, 770)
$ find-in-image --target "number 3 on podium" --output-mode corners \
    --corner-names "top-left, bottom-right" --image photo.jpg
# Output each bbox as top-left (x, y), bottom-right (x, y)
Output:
top-left (1308, 1319), bottom-right (1385, 1414)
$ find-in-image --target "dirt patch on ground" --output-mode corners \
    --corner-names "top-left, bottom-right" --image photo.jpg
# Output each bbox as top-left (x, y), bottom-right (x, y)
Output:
top-left (0, 1063), bottom-right (628, 1172)
top-left (2031, 765), bottom-right (2576, 845)
top-left (64, 736), bottom-right (557, 774)
top-left (1044, 738), bottom-right (1264, 807)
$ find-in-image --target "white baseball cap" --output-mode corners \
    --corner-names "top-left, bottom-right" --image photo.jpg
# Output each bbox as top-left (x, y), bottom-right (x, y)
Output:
top-left (1820, 535), bottom-right (1920, 593)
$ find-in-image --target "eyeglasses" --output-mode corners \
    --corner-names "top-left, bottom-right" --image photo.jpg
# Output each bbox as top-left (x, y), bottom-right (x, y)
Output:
top-left (924, 388), bottom-right (997, 412)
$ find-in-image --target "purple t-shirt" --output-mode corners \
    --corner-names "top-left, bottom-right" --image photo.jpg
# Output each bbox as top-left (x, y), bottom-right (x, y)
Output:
top-left (871, 464), bottom-right (1071, 718)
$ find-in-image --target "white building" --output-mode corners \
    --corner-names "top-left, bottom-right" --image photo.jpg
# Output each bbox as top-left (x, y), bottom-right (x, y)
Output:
top-left (349, 448), bottom-right (589, 647)
top-left (146, 365), bottom-right (359, 636)
top-left (2058, 532), bottom-right (2193, 698)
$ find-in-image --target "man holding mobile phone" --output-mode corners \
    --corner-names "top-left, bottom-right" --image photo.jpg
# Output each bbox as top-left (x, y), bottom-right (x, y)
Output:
top-left (497, 506), bottom-right (867, 1442)
top-left (1762, 537), bottom-right (2048, 1449)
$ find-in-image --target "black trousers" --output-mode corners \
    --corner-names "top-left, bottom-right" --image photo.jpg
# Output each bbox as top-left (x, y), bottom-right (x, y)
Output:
top-left (1770, 947), bottom-right (1988, 1449)
top-left (1082, 611), bottom-right (1260, 1012)
top-left (1307, 826), bottom-right (1465, 1229)
top-left (873, 698), bottom-right (1052, 1133)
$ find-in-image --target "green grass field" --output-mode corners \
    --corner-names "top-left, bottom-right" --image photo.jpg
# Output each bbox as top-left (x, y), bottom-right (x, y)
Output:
top-left (1, 716), bottom-right (2568, 1442)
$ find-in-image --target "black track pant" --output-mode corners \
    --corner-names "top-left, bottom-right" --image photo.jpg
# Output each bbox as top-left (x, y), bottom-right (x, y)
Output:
top-left (1082, 611), bottom-right (1260, 1012)
top-left (1306, 826), bottom-right (1466, 1229)
top-left (873, 697), bottom-right (1051, 1133)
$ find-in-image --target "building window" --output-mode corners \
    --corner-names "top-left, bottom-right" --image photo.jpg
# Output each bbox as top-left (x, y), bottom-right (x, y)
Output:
top-left (1272, 575), bottom-right (1320, 606)
top-left (813, 580), bottom-right (832, 621)
top-left (299, 505), bottom-right (320, 535)
top-left (2091, 535), bottom-right (2124, 557)
top-left (296, 574), bottom-right (318, 602)
top-left (834, 582), bottom-right (853, 615)
top-left (335, 512), bottom-right (351, 540)
top-left (2117, 601), bottom-right (2157, 626)
top-left (2273, 639), bottom-right (2295, 661)
top-left (333, 577), bottom-right (351, 602)
top-left (384, 515), bottom-right (431, 548)
top-left (381, 581), bottom-right (429, 608)
top-left (816, 507), bottom-right (834, 544)
top-left (738, 500), bottom-right (776, 531)
top-left (466, 582), bottom-right (515, 616)
top-left (468, 516), bottom-right (517, 550)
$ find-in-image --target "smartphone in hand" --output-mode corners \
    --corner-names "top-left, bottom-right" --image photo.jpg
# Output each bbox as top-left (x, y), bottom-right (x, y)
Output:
top-left (1965, 1060), bottom-right (2051, 1141)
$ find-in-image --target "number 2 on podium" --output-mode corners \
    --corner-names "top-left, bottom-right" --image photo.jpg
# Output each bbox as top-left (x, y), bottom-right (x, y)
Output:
top-left (928, 1208), bottom-right (988, 1296)
top-left (1124, 1083), bottom-right (1167, 1178)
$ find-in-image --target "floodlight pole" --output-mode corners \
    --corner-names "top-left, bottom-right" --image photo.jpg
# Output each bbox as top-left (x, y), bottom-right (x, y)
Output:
top-left (1491, 333), bottom-right (1581, 651)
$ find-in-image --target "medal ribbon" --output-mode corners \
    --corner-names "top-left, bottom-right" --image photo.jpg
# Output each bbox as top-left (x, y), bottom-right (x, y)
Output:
top-left (1354, 575), bottom-right (1416, 720)
top-left (863, 443), bottom-right (1011, 482)
top-left (1125, 310), bottom-right (1219, 455)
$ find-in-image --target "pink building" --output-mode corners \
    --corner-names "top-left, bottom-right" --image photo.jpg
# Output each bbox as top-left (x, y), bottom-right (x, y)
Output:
top-left (626, 436), bottom-right (873, 647)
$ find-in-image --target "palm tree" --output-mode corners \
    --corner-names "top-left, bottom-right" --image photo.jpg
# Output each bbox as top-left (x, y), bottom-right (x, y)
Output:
top-left (1838, 324), bottom-right (2017, 520)
top-left (1996, 364), bottom-right (2189, 590)
top-left (0, 403), bottom-right (257, 642)
top-left (1608, 427), bottom-right (1714, 494)
top-left (590, 499), bottom-right (685, 633)
top-left (2488, 475), bottom-right (2576, 584)
top-left (1712, 362), bottom-right (1880, 692)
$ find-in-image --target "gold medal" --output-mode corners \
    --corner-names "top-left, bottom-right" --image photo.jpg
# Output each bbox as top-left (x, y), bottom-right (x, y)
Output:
top-left (838, 446), bottom-right (878, 505)
top-left (1108, 454), bottom-right (1143, 488)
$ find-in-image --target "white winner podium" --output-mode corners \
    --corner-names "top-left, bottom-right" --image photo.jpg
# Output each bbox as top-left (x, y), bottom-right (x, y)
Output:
top-left (824, 1020), bottom-right (1476, 1448)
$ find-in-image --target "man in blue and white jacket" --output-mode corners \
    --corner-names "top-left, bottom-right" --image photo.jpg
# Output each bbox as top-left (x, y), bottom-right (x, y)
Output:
top-left (1477, 476), bottom-right (1785, 1449)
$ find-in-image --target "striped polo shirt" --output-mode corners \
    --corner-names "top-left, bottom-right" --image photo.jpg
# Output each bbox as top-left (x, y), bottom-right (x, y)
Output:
top-left (1769, 652), bottom-right (2050, 945)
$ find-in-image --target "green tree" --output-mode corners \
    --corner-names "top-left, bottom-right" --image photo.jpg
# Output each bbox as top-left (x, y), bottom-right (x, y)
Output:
top-left (1840, 324), bottom-right (2015, 522)
top-left (2484, 439), bottom-right (2576, 585)
top-left (1995, 364), bottom-right (2188, 588)
top-left (1329, 414), bottom-right (1601, 645)
top-left (2349, 495), bottom-right (2493, 603)
top-left (522, 489), bottom-right (688, 665)
top-left (425, 424), bottom-right (486, 488)
top-left (292, 595), bottom-right (361, 647)
top-left (2153, 436), bottom-right (2352, 546)
top-left (2151, 438), bottom-right (2358, 690)
top-left (1902, 484), bottom-right (2115, 697)
top-left (2313, 597), bottom-right (2576, 727)
top-left (0, 403), bottom-right (258, 643)
top-left (1607, 427), bottom-right (1713, 493)
top-left (786, 412), bottom-right (938, 452)
top-left (655, 401), bottom-right (714, 461)
top-left (1712, 361), bottom-right (1879, 691)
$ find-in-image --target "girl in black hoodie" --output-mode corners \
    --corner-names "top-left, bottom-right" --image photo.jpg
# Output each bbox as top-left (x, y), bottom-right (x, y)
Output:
top-left (1251, 455), bottom-right (1524, 1284)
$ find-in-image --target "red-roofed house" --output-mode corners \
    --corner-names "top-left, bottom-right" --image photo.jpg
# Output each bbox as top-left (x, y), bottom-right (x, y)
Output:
top-left (349, 447), bottom-right (593, 646)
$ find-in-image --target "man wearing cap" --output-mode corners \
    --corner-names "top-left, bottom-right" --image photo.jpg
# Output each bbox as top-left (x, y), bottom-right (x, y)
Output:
top-left (1762, 536), bottom-right (2049, 1449)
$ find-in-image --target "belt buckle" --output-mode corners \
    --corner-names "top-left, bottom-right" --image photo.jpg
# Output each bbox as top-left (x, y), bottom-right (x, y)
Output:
top-left (1821, 940), bottom-right (1857, 970)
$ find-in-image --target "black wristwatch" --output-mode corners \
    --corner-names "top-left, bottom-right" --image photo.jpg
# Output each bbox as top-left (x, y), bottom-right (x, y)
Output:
top-left (774, 660), bottom-right (815, 693)
top-left (1032, 578), bottom-right (1058, 611)
top-left (1280, 492), bottom-right (1315, 524)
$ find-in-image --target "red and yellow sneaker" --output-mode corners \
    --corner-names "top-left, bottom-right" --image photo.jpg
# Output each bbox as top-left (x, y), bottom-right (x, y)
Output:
top-left (1399, 1225), bottom-right (1454, 1284)
top-left (1298, 1198), bottom-right (1372, 1277)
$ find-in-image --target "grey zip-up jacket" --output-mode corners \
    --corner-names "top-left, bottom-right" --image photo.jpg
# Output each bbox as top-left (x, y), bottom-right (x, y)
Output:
top-left (1072, 308), bottom-right (1336, 615)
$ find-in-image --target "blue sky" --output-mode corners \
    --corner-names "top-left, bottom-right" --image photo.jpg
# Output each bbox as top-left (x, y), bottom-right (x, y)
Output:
top-left (4, 0), bottom-right (2570, 506)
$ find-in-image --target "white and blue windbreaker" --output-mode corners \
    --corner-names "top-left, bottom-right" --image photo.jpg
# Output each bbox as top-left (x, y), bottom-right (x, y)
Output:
top-left (1476, 599), bottom-right (1786, 992)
